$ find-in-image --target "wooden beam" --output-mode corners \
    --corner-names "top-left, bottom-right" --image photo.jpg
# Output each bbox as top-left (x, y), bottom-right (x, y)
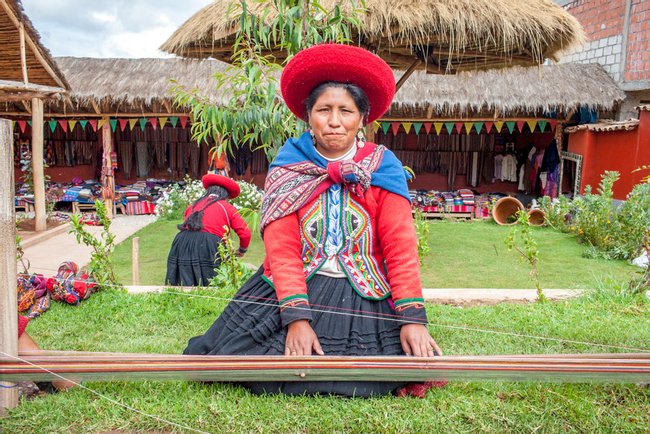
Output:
top-left (90, 99), bottom-right (101, 115)
top-left (31, 98), bottom-right (46, 232)
top-left (0, 111), bottom-right (191, 118)
top-left (101, 117), bottom-right (114, 219)
top-left (18, 21), bottom-right (28, 84)
top-left (0, 92), bottom-right (53, 102)
top-left (163, 100), bottom-right (172, 114)
top-left (0, 80), bottom-right (66, 95)
top-left (20, 100), bottom-right (30, 114)
top-left (0, 118), bottom-right (18, 412)
top-left (395, 59), bottom-right (421, 93)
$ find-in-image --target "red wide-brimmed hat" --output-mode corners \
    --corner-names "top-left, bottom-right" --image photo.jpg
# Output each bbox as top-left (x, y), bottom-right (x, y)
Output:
top-left (201, 174), bottom-right (240, 198)
top-left (281, 43), bottom-right (395, 123)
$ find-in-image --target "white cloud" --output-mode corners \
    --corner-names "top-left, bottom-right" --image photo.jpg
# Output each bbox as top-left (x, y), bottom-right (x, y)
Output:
top-left (22, 0), bottom-right (214, 58)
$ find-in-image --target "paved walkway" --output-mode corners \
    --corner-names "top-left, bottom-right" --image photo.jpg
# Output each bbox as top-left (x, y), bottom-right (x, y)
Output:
top-left (20, 215), bottom-right (157, 276)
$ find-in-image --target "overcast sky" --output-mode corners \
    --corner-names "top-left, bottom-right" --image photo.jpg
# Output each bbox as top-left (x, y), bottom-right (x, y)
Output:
top-left (22, 0), bottom-right (214, 58)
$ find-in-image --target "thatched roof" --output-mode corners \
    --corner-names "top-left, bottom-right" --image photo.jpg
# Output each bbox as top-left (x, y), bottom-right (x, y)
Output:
top-left (0, 58), bottom-right (620, 118)
top-left (390, 63), bottom-right (625, 117)
top-left (0, 0), bottom-right (68, 94)
top-left (161, 0), bottom-right (585, 73)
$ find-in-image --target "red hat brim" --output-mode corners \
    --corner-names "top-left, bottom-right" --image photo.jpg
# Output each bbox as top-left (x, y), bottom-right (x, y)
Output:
top-left (201, 174), bottom-right (240, 199)
top-left (281, 44), bottom-right (395, 124)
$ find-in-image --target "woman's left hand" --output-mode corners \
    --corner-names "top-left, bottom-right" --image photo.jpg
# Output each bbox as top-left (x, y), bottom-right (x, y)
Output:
top-left (400, 324), bottom-right (441, 357)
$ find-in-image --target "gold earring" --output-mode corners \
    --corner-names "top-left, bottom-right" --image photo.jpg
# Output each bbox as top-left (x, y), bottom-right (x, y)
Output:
top-left (356, 129), bottom-right (366, 148)
top-left (309, 129), bottom-right (316, 146)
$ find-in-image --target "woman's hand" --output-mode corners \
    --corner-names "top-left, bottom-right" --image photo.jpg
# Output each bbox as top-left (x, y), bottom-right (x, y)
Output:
top-left (400, 324), bottom-right (441, 357)
top-left (285, 320), bottom-right (324, 356)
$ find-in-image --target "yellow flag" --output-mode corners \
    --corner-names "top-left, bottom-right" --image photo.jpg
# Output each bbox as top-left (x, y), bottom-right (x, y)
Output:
top-left (494, 121), bottom-right (504, 133)
top-left (68, 120), bottom-right (77, 131)
top-left (402, 122), bottom-right (412, 133)
top-left (372, 121), bottom-right (380, 133)
top-left (129, 118), bottom-right (138, 130)
top-left (464, 122), bottom-right (474, 134)
top-left (434, 122), bottom-right (444, 135)
top-left (159, 117), bottom-right (168, 128)
top-left (526, 120), bottom-right (537, 133)
top-left (97, 119), bottom-right (107, 129)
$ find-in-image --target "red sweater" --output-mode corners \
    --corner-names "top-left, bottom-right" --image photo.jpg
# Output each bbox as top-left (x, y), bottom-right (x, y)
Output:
top-left (263, 186), bottom-right (426, 325)
top-left (185, 198), bottom-right (251, 249)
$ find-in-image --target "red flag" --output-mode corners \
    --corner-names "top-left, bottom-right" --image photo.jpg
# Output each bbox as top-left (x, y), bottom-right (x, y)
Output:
top-left (179, 116), bottom-right (189, 128)
top-left (454, 122), bottom-right (464, 134)
top-left (391, 122), bottom-right (401, 135)
top-left (149, 118), bottom-right (158, 130)
top-left (58, 119), bottom-right (68, 132)
top-left (423, 122), bottom-right (433, 134)
top-left (549, 120), bottom-right (558, 131)
top-left (89, 119), bottom-right (98, 132)
top-left (516, 121), bottom-right (525, 132)
top-left (17, 120), bottom-right (27, 133)
top-left (119, 119), bottom-right (129, 132)
top-left (484, 122), bottom-right (494, 133)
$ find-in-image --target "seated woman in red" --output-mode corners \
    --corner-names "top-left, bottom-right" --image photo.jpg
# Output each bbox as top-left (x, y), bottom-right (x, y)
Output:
top-left (165, 174), bottom-right (251, 286)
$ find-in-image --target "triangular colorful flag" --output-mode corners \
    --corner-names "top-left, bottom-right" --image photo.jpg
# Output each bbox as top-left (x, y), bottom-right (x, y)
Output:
top-left (170, 116), bottom-right (179, 128)
top-left (98, 119), bottom-right (108, 130)
top-left (538, 120), bottom-right (548, 132)
top-left (119, 119), bottom-right (129, 132)
top-left (474, 122), bottom-right (484, 134)
top-left (391, 122), bottom-right (400, 135)
top-left (494, 121), bottom-right (504, 133)
top-left (516, 121), bottom-right (525, 132)
top-left (484, 122), bottom-right (493, 133)
top-left (139, 118), bottom-right (148, 130)
top-left (454, 122), bottom-right (464, 134)
top-left (372, 121), bottom-right (380, 133)
top-left (423, 122), bottom-right (433, 134)
top-left (549, 120), bottom-right (557, 130)
top-left (79, 120), bottom-right (88, 130)
top-left (402, 122), bottom-right (412, 134)
top-left (17, 120), bottom-right (27, 133)
top-left (89, 119), bottom-right (98, 132)
top-left (58, 120), bottom-right (68, 133)
top-left (179, 116), bottom-right (189, 128)
top-left (505, 121), bottom-right (516, 134)
top-left (149, 118), bottom-right (158, 130)
top-left (27, 120), bottom-right (31, 126)
top-left (129, 118), bottom-right (138, 130)
top-left (68, 120), bottom-right (77, 132)
top-left (444, 122), bottom-right (454, 134)
top-left (109, 119), bottom-right (118, 132)
top-left (412, 122), bottom-right (423, 135)
top-left (48, 120), bottom-right (57, 133)
top-left (526, 120), bottom-right (537, 133)
top-left (381, 122), bottom-right (390, 134)
top-left (464, 122), bottom-right (474, 134)
top-left (159, 117), bottom-right (168, 128)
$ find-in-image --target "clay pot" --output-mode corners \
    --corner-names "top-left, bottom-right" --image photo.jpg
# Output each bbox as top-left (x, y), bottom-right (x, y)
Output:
top-left (527, 209), bottom-right (546, 226)
top-left (492, 197), bottom-right (524, 225)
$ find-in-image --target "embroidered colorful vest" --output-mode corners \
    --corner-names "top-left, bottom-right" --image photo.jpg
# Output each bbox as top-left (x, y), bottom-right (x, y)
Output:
top-left (299, 186), bottom-right (391, 300)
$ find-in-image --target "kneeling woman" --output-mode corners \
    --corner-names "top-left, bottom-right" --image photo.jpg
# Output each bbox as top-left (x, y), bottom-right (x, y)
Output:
top-left (166, 174), bottom-right (251, 286)
top-left (184, 44), bottom-right (441, 397)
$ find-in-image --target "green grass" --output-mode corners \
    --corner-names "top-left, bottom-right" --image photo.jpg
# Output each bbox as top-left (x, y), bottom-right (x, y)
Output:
top-left (6, 288), bottom-right (649, 433)
top-left (112, 218), bottom-right (639, 289)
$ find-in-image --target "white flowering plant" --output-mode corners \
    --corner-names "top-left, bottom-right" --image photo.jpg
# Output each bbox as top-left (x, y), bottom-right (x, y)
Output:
top-left (230, 180), bottom-right (263, 232)
top-left (155, 176), bottom-right (205, 220)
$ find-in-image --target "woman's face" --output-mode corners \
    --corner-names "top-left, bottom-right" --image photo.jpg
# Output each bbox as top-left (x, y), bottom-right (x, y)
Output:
top-left (308, 87), bottom-right (364, 159)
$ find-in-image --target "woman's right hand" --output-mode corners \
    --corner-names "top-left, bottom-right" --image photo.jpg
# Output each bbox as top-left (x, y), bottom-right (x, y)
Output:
top-left (285, 320), bottom-right (324, 356)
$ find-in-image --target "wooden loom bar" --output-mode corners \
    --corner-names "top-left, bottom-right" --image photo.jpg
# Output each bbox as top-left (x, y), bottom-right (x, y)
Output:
top-left (2, 352), bottom-right (649, 384)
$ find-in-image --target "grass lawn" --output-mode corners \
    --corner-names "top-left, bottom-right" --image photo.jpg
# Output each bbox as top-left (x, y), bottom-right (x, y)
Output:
top-left (112, 218), bottom-right (639, 289)
top-left (5, 287), bottom-right (649, 432)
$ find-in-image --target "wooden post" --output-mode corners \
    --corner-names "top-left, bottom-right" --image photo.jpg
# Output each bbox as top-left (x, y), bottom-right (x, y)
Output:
top-left (0, 119), bottom-right (18, 412)
top-left (101, 117), bottom-right (114, 219)
top-left (132, 237), bottom-right (140, 286)
top-left (32, 97), bottom-right (46, 232)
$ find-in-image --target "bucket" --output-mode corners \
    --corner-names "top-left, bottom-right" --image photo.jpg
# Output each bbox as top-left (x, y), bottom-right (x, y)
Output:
top-left (527, 209), bottom-right (546, 226)
top-left (492, 196), bottom-right (524, 225)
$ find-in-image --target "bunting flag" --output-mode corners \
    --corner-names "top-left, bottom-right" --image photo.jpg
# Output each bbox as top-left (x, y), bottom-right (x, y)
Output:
top-left (549, 120), bottom-right (558, 131)
top-left (48, 120), bottom-right (57, 133)
top-left (89, 119), bottom-right (98, 132)
top-left (58, 120), bottom-right (68, 133)
top-left (139, 118), bottom-right (148, 130)
top-left (454, 122), bottom-right (463, 134)
top-left (494, 121), bottom-right (504, 133)
top-left (109, 119), bottom-right (118, 132)
top-left (464, 122), bottom-right (474, 134)
top-left (381, 122), bottom-right (390, 134)
top-left (79, 120), bottom-right (88, 130)
top-left (444, 122), bottom-right (454, 134)
top-left (119, 119), bottom-right (129, 132)
top-left (526, 120), bottom-right (538, 133)
top-left (159, 117), bottom-right (168, 128)
top-left (412, 122), bottom-right (423, 135)
top-left (484, 122), bottom-right (493, 133)
top-left (17, 120), bottom-right (27, 133)
top-left (423, 122), bottom-right (433, 134)
top-left (538, 120), bottom-right (548, 132)
top-left (505, 121), bottom-right (515, 134)
top-left (27, 120), bottom-right (31, 126)
top-left (68, 120), bottom-right (78, 132)
top-left (170, 116), bottom-right (179, 128)
top-left (516, 121), bottom-right (525, 132)
top-left (129, 118), bottom-right (138, 130)
top-left (149, 118), bottom-right (159, 130)
top-left (391, 122), bottom-right (400, 135)
top-left (402, 122), bottom-right (412, 134)
top-left (474, 122), bottom-right (484, 134)
top-left (179, 116), bottom-right (189, 128)
top-left (371, 121), bottom-right (380, 133)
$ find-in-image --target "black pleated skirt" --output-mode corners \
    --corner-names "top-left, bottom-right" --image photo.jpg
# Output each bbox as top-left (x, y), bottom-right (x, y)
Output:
top-left (183, 268), bottom-right (408, 397)
top-left (165, 230), bottom-right (222, 286)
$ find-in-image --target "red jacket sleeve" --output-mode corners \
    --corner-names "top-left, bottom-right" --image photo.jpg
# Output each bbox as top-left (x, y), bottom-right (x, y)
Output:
top-left (375, 190), bottom-right (428, 323)
top-left (223, 202), bottom-right (252, 250)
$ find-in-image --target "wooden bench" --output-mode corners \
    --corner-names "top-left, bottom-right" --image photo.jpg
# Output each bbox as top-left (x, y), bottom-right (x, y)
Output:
top-left (72, 201), bottom-right (126, 215)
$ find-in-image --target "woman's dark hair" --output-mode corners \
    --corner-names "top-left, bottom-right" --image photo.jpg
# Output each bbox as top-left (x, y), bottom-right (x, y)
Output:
top-left (304, 81), bottom-right (370, 124)
top-left (178, 185), bottom-right (229, 232)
